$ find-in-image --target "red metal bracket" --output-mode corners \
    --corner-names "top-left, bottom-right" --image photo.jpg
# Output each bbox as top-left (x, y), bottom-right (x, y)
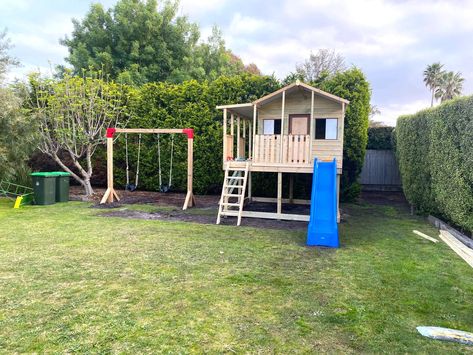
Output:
top-left (106, 128), bottom-right (116, 138)
top-left (182, 128), bottom-right (194, 139)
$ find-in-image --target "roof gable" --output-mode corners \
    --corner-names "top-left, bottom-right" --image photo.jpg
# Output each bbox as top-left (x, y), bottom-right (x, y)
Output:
top-left (253, 80), bottom-right (349, 106)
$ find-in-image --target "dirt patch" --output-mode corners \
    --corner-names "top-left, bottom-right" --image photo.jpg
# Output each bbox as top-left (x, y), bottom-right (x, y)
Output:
top-left (360, 191), bottom-right (409, 209)
top-left (70, 186), bottom-right (219, 208)
top-left (81, 187), bottom-right (407, 231)
top-left (98, 207), bottom-right (309, 231)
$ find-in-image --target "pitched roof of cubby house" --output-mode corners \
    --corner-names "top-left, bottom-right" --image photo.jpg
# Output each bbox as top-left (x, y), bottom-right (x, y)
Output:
top-left (216, 80), bottom-right (350, 118)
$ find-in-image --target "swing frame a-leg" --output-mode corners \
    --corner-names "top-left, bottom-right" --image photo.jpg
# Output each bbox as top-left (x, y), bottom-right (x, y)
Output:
top-left (100, 127), bottom-right (195, 210)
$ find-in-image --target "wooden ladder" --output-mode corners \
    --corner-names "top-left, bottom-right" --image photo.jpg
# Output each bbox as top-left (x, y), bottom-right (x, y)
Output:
top-left (216, 162), bottom-right (249, 226)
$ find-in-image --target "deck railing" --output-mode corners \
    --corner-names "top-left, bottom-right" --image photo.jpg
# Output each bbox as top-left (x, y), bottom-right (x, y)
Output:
top-left (253, 134), bottom-right (311, 164)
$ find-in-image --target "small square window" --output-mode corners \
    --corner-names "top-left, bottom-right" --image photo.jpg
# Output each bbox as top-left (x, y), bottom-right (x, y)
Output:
top-left (263, 119), bottom-right (281, 135)
top-left (315, 118), bottom-right (337, 139)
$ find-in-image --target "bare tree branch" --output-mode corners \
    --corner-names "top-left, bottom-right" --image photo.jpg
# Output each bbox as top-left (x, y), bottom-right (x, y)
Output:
top-left (31, 71), bottom-right (130, 195)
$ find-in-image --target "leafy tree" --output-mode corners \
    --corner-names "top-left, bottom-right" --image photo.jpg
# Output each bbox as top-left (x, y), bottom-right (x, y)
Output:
top-left (30, 72), bottom-right (132, 195)
top-left (61, 0), bottom-right (199, 83)
top-left (61, 2), bottom-right (260, 84)
top-left (0, 30), bottom-right (32, 184)
top-left (0, 29), bottom-right (19, 81)
top-left (435, 71), bottom-right (464, 102)
top-left (423, 62), bottom-right (444, 107)
top-left (289, 49), bottom-right (346, 84)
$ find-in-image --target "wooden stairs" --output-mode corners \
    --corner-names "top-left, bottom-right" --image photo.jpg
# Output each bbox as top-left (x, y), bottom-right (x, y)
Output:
top-left (216, 162), bottom-right (249, 226)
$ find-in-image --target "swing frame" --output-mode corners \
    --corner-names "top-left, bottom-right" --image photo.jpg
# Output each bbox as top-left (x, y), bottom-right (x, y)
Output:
top-left (100, 127), bottom-right (195, 210)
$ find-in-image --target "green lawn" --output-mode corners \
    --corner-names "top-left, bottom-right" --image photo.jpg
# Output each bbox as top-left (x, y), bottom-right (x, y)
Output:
top-left (0, 198), bottom-right (472, 353)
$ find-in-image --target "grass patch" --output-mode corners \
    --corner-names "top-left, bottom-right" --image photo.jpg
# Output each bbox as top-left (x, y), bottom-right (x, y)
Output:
top-left (0, 198), bottom-right (472, 352)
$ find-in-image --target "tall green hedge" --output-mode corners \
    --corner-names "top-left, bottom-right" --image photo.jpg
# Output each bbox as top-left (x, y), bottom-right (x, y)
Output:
top-left (115, 74), bottom-right (280, 194)
top-left (50, 70), bottom-right (369, 198)
top-left (396, 95), bottom-right (473, 233)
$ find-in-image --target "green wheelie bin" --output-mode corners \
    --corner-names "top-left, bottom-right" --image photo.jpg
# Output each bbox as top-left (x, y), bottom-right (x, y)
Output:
top-left (53, 172), bottom-right (71, 202)
top-left (30, 172), bottom-right (57, 205)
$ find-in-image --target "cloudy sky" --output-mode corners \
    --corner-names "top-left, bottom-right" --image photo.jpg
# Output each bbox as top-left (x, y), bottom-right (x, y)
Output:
top-left (1, 0), bottom-right (472, 125)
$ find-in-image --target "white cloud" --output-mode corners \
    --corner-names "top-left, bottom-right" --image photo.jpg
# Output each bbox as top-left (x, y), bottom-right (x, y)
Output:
top-left (374, 99), bottom-right (430, 126)
top-left (178, 0), bottom-right (227, 18)
top-left (11, 32), bottom-right (68, 58)
top-left (227, 13), bottom-right (278, 36)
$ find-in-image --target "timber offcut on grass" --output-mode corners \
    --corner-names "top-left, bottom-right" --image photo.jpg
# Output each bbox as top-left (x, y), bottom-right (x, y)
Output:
top-left (438, 230), bottom-right (473, 269)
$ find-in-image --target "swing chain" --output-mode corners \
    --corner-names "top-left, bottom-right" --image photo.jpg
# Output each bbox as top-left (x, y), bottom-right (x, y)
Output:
top-left (124, 133), bottom-right (141, 191)
top-left (157, 133), bottom-right (174, 193)
top-left (125, 133), bottom-right (130, 186)
top-left (135, 134), bottom-right (142, 188)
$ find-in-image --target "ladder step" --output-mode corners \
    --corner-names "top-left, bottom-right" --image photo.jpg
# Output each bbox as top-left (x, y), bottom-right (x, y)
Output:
top-left (220, 202), bottom-right (241, 207)
top-left (220, 210), bottom-right (239, 217)
top-left (227, 168), bottom-right (248, 171)
top-left (223, 193), bottom-right (242, 197)
top-left (227, 176), bottom-right (244, 180)
top-left (223, 185), bottom-right (243, 189)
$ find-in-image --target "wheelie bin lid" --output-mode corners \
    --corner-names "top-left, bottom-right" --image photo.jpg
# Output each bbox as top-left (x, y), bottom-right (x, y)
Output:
top-left (51, 172), bottom-right (71, 176)
top-left (30, 172), bottom-right (58, 177)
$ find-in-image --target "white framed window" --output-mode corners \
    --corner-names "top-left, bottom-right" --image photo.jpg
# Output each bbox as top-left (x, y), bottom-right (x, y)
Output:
top-left (263, 119), bottom-right (281, 135)
top-left (315, 118), bottom-right (338, 140)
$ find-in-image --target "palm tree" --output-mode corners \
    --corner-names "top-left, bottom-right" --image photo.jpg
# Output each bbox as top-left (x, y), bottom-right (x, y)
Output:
top-left (435, 71), bottom-right (464, 103)
top-left (423, 63), bottom-right (444, 107)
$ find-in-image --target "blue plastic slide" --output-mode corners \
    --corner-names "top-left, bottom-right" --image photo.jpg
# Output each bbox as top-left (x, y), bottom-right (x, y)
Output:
top-left (306, 158), bottom-right (339, 247)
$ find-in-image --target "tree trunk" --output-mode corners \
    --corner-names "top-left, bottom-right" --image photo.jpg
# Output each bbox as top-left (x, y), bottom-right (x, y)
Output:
top-left (431, 90), bottom-right (434, 107)
top-left (82, 177), bottom-right (94, 196)
top-left (52, 153), bottom-right (95, 196)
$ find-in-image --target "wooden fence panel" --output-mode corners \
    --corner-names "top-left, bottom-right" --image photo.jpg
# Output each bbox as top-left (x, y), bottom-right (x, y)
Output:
top-left (360, 149), bottom-right (402, 190)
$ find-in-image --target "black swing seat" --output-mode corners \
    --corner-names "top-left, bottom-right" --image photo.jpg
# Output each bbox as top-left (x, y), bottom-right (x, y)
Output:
top-left (160, 184), bottom-right (172, 193)
top-left (126, 183), bottom-right (137, 192)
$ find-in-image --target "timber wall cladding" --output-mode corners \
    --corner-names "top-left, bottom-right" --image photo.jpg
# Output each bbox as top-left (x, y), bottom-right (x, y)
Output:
top-left (360, 149), bottom-right (402, 190)
top-left (256, 88), bottom-right (344, 168)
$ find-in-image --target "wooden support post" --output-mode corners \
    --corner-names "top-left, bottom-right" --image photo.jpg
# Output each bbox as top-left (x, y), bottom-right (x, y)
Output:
top-left (230, 113), bottom-right (234, 136)
top-left (336, 174), bottom-right (340, 223)
top-left (310, 91), bottom-right (315, 163)
top-left (280, 91), bottom-right (285, 162)
top-left (230, 113), bottom-right (234, 159)
top-left (248, 171), bottom-right (252, 201)
top-left (100, 135), bottom-right (119, 204)
top-left (277, 172), bottom-right (282, 217)
top-left (236, 115), bottom-right (240, 158)
top-left (289, 174), bottom-right (294, 204)
top-left (183, 135), bottom-right (195, 210)
top-left (242, 119), bottom-right (246, 158)
top-left (249, 121), bottom-right (252, 159)
top-left (223, 108), bottom-right (227, 164)
top-left (252, 105), bottom-right (257, 158)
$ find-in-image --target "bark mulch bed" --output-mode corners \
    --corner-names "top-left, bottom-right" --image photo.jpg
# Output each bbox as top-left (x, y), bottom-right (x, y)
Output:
top-left (72, 186), bottom-right (408, 231)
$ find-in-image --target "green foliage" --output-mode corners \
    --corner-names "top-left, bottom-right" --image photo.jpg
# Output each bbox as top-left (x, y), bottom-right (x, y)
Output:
top-left (61, 1), bottom-right (258, 84)
top-left (29, 71), bottom-right (132, 195)
top-left (396, 95), bottom-right (473, 233)
top-left (0, 87), bottom-right (32, 184)
top-left (0, 31), bottom-right (30, 185)
top-left (367, 126), bottom-right (395, 150)
top-left (319, 68), bottom-right (371, 201)
top-left (115, 74), bottom-right (280, 194)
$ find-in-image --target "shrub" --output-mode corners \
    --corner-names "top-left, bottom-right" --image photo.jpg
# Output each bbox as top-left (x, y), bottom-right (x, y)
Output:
top-left (396, 95), bottom-right (473, 233)
top-left (367, 126), bottom-right (395, 150)
top-left (320, 68), bottom-right (371, 201)
top-left (118, 74), bottom-right (280, 194)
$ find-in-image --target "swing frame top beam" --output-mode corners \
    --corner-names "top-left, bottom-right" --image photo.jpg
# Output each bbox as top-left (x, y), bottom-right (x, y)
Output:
top-left (106, 128), bottom-right (194, 139)
top-left (100, 127), bottom-right (195, 210)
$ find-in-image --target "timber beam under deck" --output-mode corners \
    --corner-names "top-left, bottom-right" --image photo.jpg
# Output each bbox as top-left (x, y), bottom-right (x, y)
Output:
top-left (224, 161), bottom-right (342, 174)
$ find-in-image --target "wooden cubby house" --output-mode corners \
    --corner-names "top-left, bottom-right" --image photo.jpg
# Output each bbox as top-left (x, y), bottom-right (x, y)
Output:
top-left (216, 81), bottom-right (349, 225)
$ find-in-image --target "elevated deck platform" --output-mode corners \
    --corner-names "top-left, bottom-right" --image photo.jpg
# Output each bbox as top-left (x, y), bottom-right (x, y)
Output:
top-left (224, 160), bottom-right (342, 174)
